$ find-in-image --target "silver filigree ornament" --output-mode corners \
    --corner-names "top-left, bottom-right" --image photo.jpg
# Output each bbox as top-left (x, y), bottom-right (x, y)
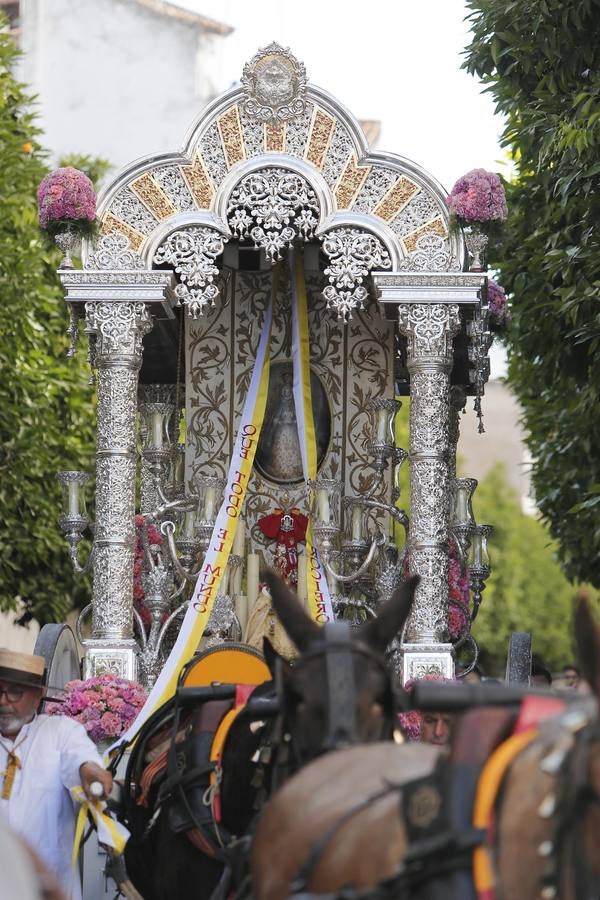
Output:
top-left (153, 227), bottom-right (224, 319)
top-left (321, 227), bottom-right (391, 321)
top-left (399, 233), bottom-right (460, 272)
top-left (86, 232), bottom-right (146, 271)
top-left (227, 168), bottom-right (319, 263)
top-left (241, 42), bottom-right (307, 123)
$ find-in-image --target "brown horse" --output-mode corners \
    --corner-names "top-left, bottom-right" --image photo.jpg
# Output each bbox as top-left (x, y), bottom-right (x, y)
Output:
top-left (252, 592), bottom-right (600, 900)
top-left (121, 573), bottom-right (419, 900)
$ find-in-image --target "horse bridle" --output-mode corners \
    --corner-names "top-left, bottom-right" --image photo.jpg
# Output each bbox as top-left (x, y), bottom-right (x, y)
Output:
top-left (282, 621), bottom-right (394, 754)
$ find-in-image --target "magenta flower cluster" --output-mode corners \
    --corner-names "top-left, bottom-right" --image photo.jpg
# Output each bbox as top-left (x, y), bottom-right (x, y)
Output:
top-left (447, 169), bottom-right (507, 224)
top-left (37, 166), bottom-right (96, 230)
top-left (448, 542), bottom-right (471, 641)
top-left (487, 279), bottom-right (510, 330)
top-left (46, 673), bottom-right (146, 744)
top-left (133, 514), bottom-right (164, 626)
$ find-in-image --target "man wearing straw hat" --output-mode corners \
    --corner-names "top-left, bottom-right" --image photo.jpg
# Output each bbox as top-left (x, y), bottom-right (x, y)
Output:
top-left (0, 649), bottom-right (112, 899)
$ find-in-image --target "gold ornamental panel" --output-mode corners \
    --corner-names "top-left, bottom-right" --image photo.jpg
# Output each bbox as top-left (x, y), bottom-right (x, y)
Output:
top-left (130, 174), bottom-right (177, 220)
top-left (305, 109), bottom-right (336, 169)
top-left (181, 155), bottom-right (215, 209)
top-left (335, 155), bottom-right (371, 209)
top-left (217, 106), bottom-right (246, 169)
top-left (373, 177), bottom-right (419, 222)
top-left (264, 121), bottom-right (287, 152)
top-left (100, 214), bottom-right (144, 251)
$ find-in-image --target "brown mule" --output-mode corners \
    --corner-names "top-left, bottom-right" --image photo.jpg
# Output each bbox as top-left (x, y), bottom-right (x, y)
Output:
top-left (252, 592), bottom-right (600, 900)
top-left (263, 572), bottom-right (420, 759)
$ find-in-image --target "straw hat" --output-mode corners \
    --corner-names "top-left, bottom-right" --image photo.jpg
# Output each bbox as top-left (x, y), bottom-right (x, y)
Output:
top-left (0, 649), bottom-right (46, 689)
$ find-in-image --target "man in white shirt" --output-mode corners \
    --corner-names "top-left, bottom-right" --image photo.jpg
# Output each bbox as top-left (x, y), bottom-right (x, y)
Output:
top-left (0, 648), bottom-right (113, 900)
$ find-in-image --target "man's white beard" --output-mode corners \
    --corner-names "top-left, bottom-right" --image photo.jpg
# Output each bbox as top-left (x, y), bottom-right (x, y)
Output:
top-left (0, 710), bottom-right (33, 736)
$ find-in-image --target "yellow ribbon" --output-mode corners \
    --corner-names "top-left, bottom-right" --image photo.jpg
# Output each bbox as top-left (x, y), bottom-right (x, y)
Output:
top-left (71, 785), bottom-right (130, 867)
top-left (108, 268), bottom-right (276, 754)
top-left (291, 250), bottom-right (333, 623)
top-left (1, 750), bottom-right (21, 800)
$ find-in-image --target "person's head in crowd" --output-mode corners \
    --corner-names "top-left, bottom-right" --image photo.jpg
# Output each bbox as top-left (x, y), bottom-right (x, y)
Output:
top-left (420, 711), bottom-right (454, 746)
top-left (0, 650), bottom-right (45, 738)
top-left (463, 662), bottom-right (483, 684)
top-left (531, 656), bottom-right (552, 687)
top-left (398, 673), bottom-right (455, 747)
top-left (562, 664), bottom-right (580, 690)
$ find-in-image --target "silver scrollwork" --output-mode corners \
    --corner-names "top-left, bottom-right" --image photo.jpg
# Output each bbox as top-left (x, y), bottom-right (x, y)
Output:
top-left (153, 227), bottom-right (225, 319)
top-left (400, 233), bottom-right (460, 272)
top-left (398, 303), bottom-right (461, 358)
top-left (321, 227), bottom-right (391, 321)
top-left (241, 42), bottom-right (307, 123)
top-left (227, 168), bottom-right (319, 263)
top-left (86, 233), bottom-right (146, 271)
top-left (86, 301), bottom-right (152, 359)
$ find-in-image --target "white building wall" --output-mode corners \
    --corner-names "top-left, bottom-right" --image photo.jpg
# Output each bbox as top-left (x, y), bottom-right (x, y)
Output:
top-left (19, 0), bottom-right (227, 172)
top-left (458, 379), bottom-right (534, 514)
top-left (0, 610), bottom-right (39, 653)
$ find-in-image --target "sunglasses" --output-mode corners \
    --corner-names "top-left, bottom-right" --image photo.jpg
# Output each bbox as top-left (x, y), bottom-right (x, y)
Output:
top-left (0, 686), bottom-right (26, 703)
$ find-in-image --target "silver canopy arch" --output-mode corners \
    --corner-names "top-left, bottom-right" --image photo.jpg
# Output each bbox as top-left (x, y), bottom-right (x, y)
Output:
top-left (59, 43), bottom-right (488, 686)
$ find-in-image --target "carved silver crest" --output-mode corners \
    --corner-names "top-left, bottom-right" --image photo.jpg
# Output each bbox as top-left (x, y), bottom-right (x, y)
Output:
top-left (153, 226), bottom-right (224, 319)
top-left (227, 168), bottom-right (318, 263)
top-left (321, 227), bottom-right (391, 321)
top-left (241, 42), bottom-right (307, 123)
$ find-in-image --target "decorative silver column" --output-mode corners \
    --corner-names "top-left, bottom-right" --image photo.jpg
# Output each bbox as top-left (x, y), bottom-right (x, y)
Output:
top-left (398, 304), bottom-right (460, 679)
top-left (373, 272), bottom-right (486, 682)
top-left (60, 244), bottom-right (176, 680)
top-left (84, 301), bottom-right (152, 678)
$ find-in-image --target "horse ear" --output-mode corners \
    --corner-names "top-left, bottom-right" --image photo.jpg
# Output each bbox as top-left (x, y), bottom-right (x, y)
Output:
top-left (262, 636), bottom-right (289, 678)
top-left (263, 569), bottom-right (320, 653)
top-left (359, 575), bottom-right (419, 652)
top-left (575, 588), bottom-right (600, 696)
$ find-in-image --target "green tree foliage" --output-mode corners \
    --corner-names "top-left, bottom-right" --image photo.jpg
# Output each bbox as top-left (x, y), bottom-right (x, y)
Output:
top-left (471, 466), bottom-right (580, 673)
top-left (0, 29), bottom-right (95, 624)
top-left (464, 0), bottom-right (600, 587)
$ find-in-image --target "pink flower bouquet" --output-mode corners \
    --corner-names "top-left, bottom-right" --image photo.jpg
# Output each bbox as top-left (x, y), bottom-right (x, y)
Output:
top-left (487, 279), bottom-right (511, 332)
top-left (447, 168), bottom-right (507, 231)
top-left (37, 166), bottom-right (97, 239)
top-left (46, 673), bottom-right (146, 744)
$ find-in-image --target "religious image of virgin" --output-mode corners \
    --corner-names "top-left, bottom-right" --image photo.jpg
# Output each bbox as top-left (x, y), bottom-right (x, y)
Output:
top-left (254, 361), bottom-right (331, 484)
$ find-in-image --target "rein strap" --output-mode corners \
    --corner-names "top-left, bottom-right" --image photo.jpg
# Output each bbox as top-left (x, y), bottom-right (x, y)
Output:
top-left (323, 622), bottom-right (357, 750)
